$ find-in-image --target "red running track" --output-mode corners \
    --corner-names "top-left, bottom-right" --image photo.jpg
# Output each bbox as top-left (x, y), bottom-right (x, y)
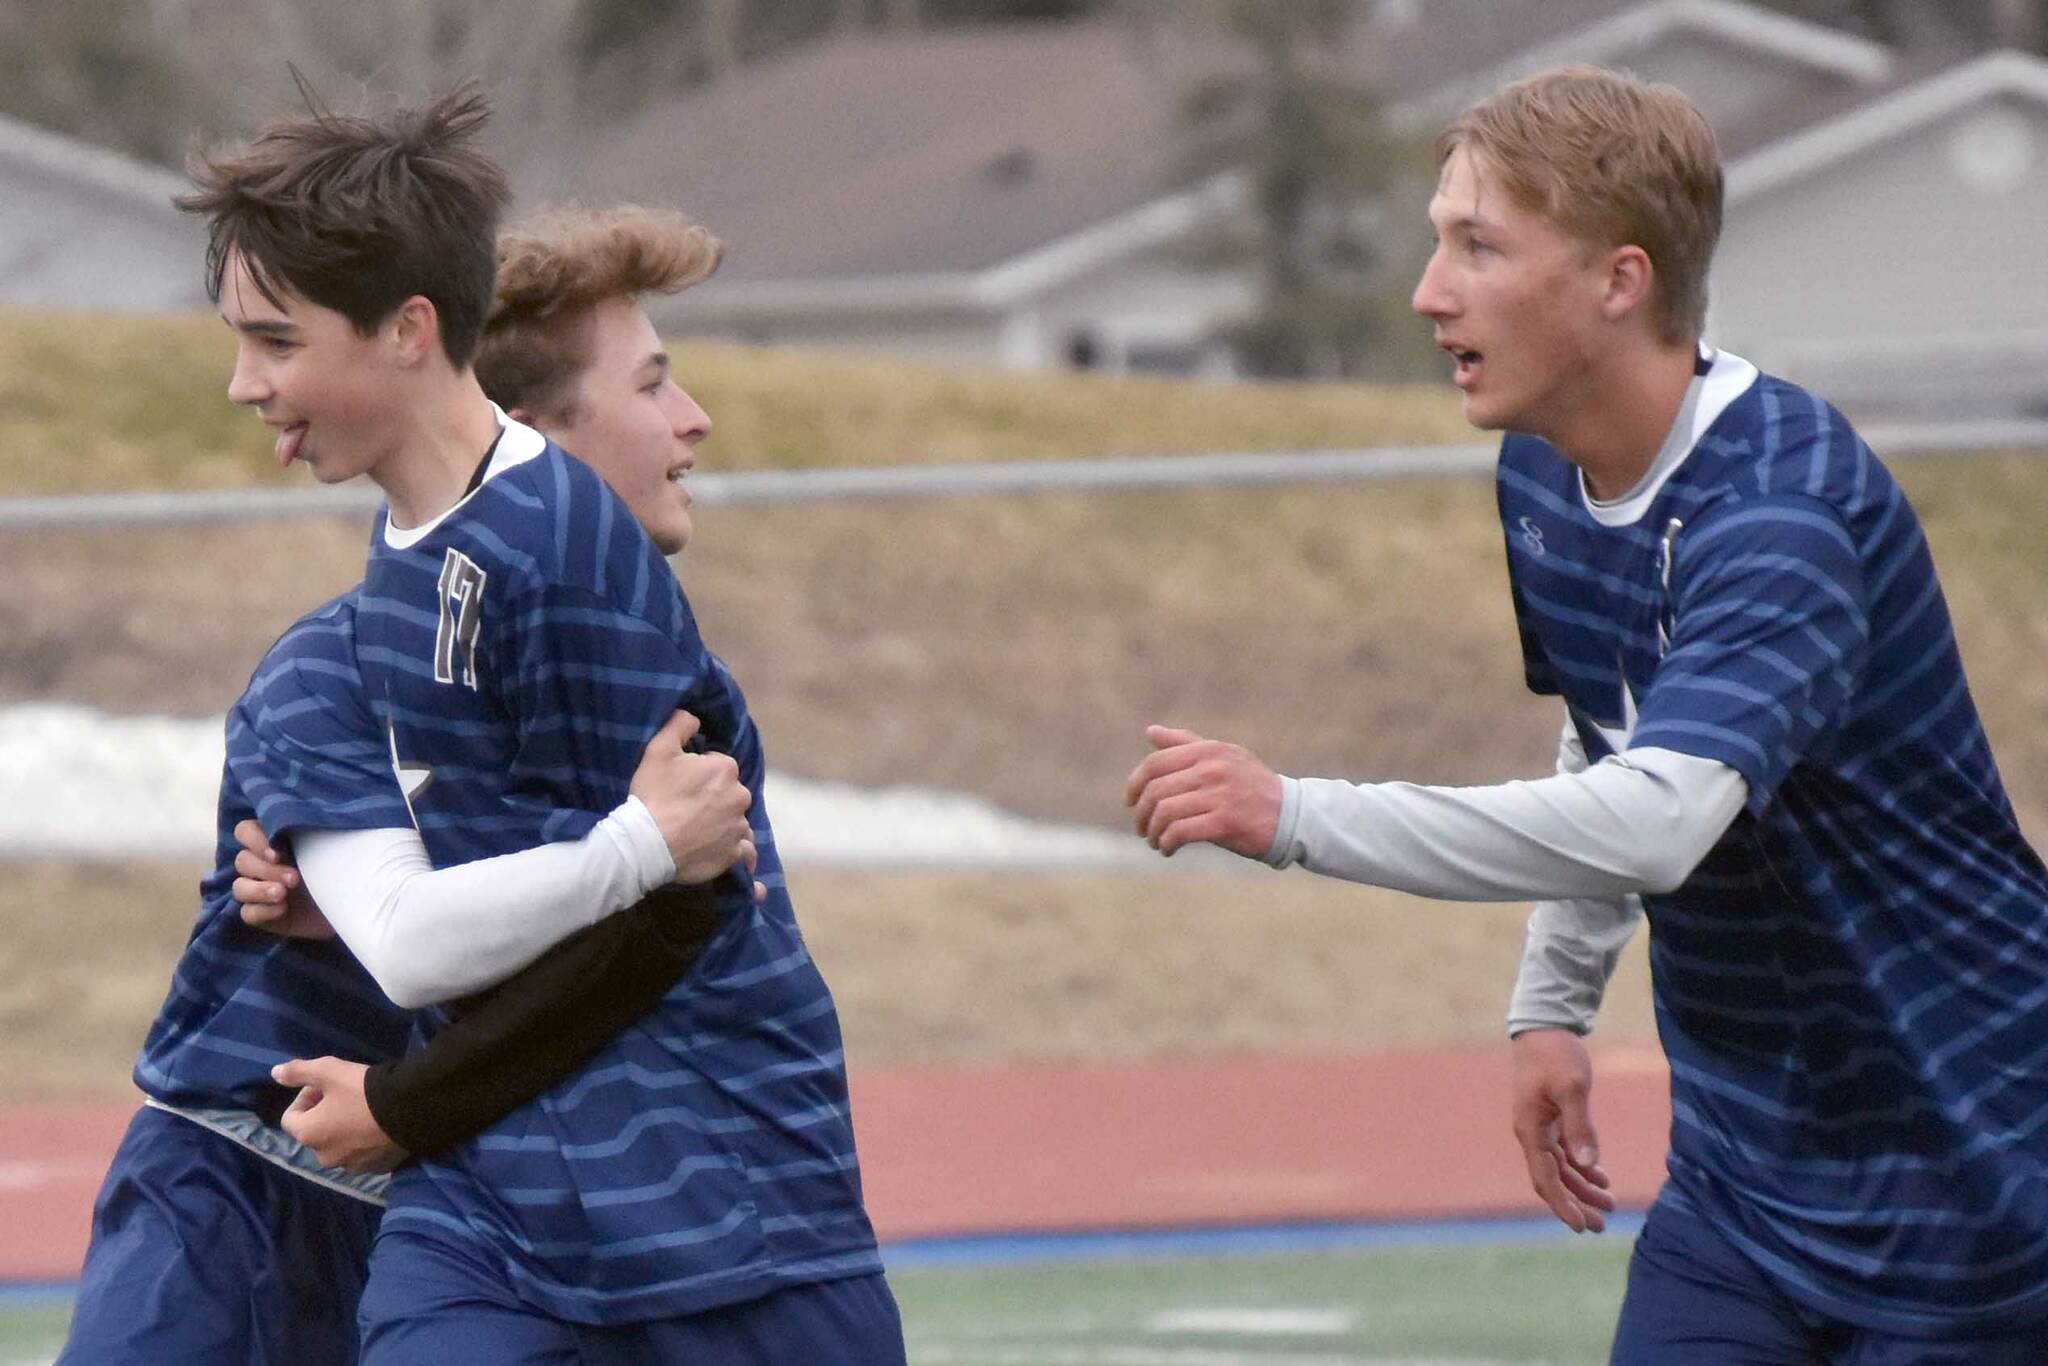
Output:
top-left (0, 1044), bottom-right (1672, 1282)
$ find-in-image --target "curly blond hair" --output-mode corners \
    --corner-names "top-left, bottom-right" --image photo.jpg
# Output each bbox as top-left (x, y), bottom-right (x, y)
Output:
top-left (477, 205), bottom-right (722, 420)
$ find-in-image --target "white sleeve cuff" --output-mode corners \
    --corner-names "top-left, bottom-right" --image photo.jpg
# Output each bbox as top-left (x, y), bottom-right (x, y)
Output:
top-left (606, 794), bottom-right (680, 892)
top-left (1264, 776), bottom-right (1304, 868)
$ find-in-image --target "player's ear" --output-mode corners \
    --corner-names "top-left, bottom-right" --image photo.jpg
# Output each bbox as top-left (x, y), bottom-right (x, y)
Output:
top-left (389, 295), bottom-right (442, 366)
top-left (1601, 245), bottom-right (1654, 324)
top-left (507, 406), bottom-right (537, 426)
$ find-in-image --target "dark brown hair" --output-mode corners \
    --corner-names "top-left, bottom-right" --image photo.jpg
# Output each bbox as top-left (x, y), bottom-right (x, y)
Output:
top-left (1438, 66), bottom-right (1723, 345)
top-left (477, 205), bottom-right (723, 421)
top-left (180, 83), bottom-right (511, 367)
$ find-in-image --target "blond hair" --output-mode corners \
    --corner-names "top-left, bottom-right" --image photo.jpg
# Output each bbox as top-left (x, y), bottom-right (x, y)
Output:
top-left (1437, 66), bottom-right (1722, 345)
top-left (477, 205), bottom-right (723, 420)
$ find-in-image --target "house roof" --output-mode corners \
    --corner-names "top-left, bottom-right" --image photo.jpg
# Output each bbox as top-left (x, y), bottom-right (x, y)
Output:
top-left (0, 112), bottom-right (207, 311)
top-left (545, 22), bottom-right (1220, 285)
top-left (1727, 48), bottom-right (2048, 202)
top-left (1350, 0), bottom-right (1642, 110)
top-left (0, 110), bottom-right (193, 216)
top-left (1389, 0), bottom-right (1892, 129)
top-left (543, 5), bottom-right (1674, 288)
top-left (536, 0), bottom-right (1929, 317)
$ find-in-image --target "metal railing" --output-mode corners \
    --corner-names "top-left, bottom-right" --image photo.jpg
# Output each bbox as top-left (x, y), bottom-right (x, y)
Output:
top-left (7, 417), bottom-right (2047, 531)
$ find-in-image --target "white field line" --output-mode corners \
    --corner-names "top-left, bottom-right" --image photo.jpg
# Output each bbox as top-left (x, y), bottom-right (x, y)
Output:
top-left (1150, 1308), bottom-right (1356, 1336)
top-left (909, 1347), bottom-right (1517, 1365)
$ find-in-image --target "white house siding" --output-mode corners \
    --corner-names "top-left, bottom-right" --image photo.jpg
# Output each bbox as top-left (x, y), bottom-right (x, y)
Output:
top-left (677, 302), bottom-right (1014, 368)
top-left (1027, 250), bottom-right (1258, 377)
top-left (0, 164), bottom-right (204, 312)
top-left (671, 247), bottom-right (1258, 377)
top-left (1710, 93), bottom-right (2048, 416)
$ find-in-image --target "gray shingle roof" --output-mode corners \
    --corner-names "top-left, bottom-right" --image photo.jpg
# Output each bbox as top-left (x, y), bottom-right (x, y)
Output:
top-left (533, 0), bottom-right (1916, 286)
top-left (542, 23), bottom-right (1214, 281)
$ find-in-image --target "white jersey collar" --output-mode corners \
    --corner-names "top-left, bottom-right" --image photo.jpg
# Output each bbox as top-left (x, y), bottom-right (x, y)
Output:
top-left (381, 404), bottom-right (547, 550)
top-left (1580, 347), bottom-right (1759, 528)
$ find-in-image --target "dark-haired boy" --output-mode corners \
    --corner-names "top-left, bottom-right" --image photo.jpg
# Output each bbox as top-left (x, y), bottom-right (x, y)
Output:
top-left (142, 89), bottom-right (894, 1363)
top-left (58, 104), bottom-right (769, 1364)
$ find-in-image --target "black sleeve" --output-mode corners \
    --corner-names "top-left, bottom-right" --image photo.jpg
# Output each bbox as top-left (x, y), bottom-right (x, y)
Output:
top-left (361, 883), bottom-right (723, 1158)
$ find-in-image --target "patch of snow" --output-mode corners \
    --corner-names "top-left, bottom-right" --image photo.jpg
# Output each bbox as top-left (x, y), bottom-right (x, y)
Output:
top-left (0, 704), bottom-right (1176, 871)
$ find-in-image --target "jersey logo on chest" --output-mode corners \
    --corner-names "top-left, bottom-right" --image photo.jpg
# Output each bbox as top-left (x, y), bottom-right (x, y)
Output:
top-left (387, 720), bottom-right (433, 827)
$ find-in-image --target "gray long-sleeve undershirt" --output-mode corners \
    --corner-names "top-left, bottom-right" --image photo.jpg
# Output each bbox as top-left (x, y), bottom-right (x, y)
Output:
top-left (1507, 719), bottom-right (1642, 1038)
top-left (1262, 712), bottom-right (1747, 1035)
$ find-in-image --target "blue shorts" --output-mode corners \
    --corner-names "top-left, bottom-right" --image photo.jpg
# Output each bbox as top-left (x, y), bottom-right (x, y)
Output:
top-left (1612, 1186), bottom-right (2045, 1365)
top-left (360, 1221), bottom-right (905, 1365)
top-left (58, 1104), bottom-right (382, 1366)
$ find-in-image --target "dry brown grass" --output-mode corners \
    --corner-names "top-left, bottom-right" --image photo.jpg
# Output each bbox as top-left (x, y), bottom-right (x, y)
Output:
top-left (662, 344), bottom-right (1475, 468)
top-left (683, 478), bottom-right (1561, 829)
top-left (7, 460), bottom-right (2041, 833)
top-left (0, 310), bottom-right (1469, 496)
top-left (0, 862), bottom-right (204, 1098)
top-left (797, 868), bottom-right (1658, 1070)
top-left (4, 316), bottom-right (2045, 1101)
top-left (0, 478), bottom-right (1558, 823)
top-left (1893, 453), bottom-right (2048, 838)
top-left (0, 521), bottom-right (366, 716)
top-left (0, 859), bottom-right (1657, 1103)
top-left (1, 454), bottom-right (2042, 1104)
top-left (0, 314), bottom-right (267, 495)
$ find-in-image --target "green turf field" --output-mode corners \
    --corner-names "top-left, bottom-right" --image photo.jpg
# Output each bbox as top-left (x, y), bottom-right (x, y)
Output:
top-left (895, 1240), bottom-right (1633, 1364)
top-left (0, 1302), bottom-right (69, 1364)
top-left (0, 1238), bottom-right (1633, 1364)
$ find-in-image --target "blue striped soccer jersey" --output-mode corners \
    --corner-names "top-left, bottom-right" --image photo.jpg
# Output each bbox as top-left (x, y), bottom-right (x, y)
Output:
top-left (85, 591), bottom-right (412, 1365)
top-left (1497, 349), bottom-right (2048, 1336)
top-left (135, 591), bottom-right (415, 1129)
top-left (353, 415), bottom-right (881, 1325)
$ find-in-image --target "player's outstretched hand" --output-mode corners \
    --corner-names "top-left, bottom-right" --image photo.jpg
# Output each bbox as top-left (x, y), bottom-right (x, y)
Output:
top-left (272, 1056), bottom-right (410, 1174)
top-left (1124, 724), bottom-right (1283, 859)
top-left (632, 710), bottom-right (755, 886)
top-left (232, 819), bottom-right (336, 940)
top-left (1511, 1028), bottom-right (1615, 1233)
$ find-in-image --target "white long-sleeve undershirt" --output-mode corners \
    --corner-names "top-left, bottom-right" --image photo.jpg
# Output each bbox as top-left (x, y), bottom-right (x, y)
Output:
top-left (291, 798), bottom-right (676, 1011)
top-left (1263, 737), bottom-right (1747, 904)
